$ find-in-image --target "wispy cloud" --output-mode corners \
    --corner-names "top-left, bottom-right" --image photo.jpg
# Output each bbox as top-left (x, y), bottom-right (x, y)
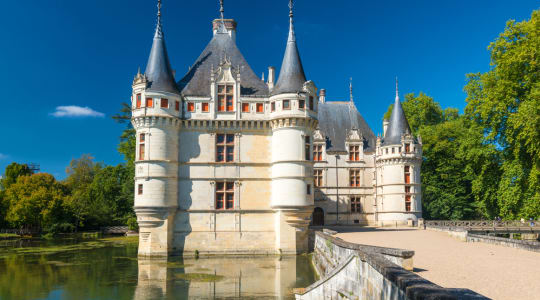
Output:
top-left (51, 106), bottom-right (105, 118)
top-left (0, 153), bottom-right (8, 160)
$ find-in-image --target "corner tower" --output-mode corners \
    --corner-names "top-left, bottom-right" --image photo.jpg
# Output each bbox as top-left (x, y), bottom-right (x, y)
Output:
top-left (131, 0), bottom-right (181, 256)
top-left (375, 79), bottom-right (422, 226)
top-left (270, 0), bottom-right (318, 254)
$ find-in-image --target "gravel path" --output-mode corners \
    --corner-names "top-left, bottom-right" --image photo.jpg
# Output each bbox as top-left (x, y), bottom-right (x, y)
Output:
top-left (336, 228), bottom-right (540, 300)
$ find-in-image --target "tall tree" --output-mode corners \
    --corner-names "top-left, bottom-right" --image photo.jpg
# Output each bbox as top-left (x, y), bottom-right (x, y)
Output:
top-left (464, 10), bottom-right (540, 219)
top-left (1, 163), bottom-right (32, 190)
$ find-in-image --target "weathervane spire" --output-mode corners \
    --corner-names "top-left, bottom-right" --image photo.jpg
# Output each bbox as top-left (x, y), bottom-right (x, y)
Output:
top-left (349, 77), bottom-right (354, 102)
top-left (220, 0), bottom-right (225, 20)
top-left (155, 0), bottom-right (163, 38)
top-left (287, 0), bottom-right (296, 42)
top-left (395, 76), bottom-right (399, 101)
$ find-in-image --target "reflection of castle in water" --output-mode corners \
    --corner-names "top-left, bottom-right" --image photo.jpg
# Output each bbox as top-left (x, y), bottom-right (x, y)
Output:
top-left (134, 256), bottom-right (316, 299)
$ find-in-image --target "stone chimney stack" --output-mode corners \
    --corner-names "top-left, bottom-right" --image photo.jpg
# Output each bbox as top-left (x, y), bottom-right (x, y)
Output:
top-left (267, 66), bottom-right (275, 90)
top-left (383, 119), bottom-right (389, 136)
top-left (212, 19), bottom-right (237, 41)
top-left (319, 89), bottom-right (326, 103)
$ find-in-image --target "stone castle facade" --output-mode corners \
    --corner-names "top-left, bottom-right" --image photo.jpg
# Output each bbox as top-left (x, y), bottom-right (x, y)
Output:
top-left (131, 2), bottom-right (422, 257)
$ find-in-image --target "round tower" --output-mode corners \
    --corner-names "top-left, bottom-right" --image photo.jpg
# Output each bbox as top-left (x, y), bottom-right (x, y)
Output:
top-left (375, 80), bottom-right (422, 226)
top-left (131, 0), bottom-right (181, 256)
top-left (270, 0), bottom-right (317, 254)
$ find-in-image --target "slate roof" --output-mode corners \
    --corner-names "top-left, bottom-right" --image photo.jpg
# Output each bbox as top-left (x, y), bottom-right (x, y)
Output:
top-left (272, 17), bottom-right (306, 95)
top-left (178, 27), bottom-right (269, 97)
top-left (144, 17), bottom-right (180, 94)
top-left (318, 101), bottom-right (376, 153)
top-left (382, 94), bottom-right (412, 146)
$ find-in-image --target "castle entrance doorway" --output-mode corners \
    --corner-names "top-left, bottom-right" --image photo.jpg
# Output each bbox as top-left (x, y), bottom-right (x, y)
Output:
top-left (312, 207), bottom-right (324, 226)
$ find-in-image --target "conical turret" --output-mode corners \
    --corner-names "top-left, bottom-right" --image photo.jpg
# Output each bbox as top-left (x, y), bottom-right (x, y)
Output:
top-left (272, 0), bottom-right (306, 95)
top-left (383, 79), bottom-right (412, 145)
top-left (144, 0), bottom-right (179, 94)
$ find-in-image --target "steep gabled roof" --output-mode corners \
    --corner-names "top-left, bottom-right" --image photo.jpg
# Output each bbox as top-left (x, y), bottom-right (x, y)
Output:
top-left (318, 101), bottom-right (376, 152)
top-left (178, 25), bottom-right (269, 97)
top-left (382, 85), bottom-right (412, 146)
top-left (272, 4), bottom-right (306, 95)
top-left (144, 4), bottom-right (179, 94)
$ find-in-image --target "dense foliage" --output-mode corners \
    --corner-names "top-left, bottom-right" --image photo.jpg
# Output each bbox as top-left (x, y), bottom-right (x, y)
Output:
top-left (384, 10), bottom-right (539, 220)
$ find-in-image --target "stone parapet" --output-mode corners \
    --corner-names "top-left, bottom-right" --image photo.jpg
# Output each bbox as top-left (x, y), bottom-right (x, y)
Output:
top-left (296, 231), bottom-right (489, 300)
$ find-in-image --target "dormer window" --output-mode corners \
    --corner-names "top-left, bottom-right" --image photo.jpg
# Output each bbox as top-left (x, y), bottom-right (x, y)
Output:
top-left (146, 98), bottom-right (153, 108)
top-left (202, 102), bottom-right (209, 112)
top-left (405, 143), bottom-right (410, 153)
top-left (299, 99), bottom-right (305, 109)
top-left (218, 84), bottom-right (234, 112)
top-left (256, 103), bottom-right (264, 113)
top-left (349, 145), bottom-right (360, 161)
top-left (242, 103), bottom-right (250, 113)
top-left (283, 100), bottom-right (290, 110)
top-left (187, 102), bottom-right (195, 112)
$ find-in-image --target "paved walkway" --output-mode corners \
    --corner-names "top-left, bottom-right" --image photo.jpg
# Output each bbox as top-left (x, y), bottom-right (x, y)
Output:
top-left (336, 227), bottom-right (540, 300)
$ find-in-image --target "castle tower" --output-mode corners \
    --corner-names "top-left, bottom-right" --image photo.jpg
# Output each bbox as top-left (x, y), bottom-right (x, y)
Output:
top-left (375, 79), bottom-right (422, 226)
top-left (131, 0), bottom-right (181, 256)
top-left (270, 0), bottom-right (318, 254)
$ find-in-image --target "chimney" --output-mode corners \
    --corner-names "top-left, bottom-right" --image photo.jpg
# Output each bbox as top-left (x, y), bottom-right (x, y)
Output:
top-left (319, 89), bottom-right (326, 103)
top-left (267, 66), bottom-right (275, 90)
top-left (212, 19), bottom-right (237, 42)
top-left (383, 119), bottom-right (389, 136)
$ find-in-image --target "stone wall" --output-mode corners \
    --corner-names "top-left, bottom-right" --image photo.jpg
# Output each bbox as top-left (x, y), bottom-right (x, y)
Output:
top-left (296, 231), bottom-right (488, 300)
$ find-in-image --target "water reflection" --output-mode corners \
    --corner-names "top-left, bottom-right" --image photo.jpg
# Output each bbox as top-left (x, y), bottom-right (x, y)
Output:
top-left (0, 238), bottom-right (316, 299)
top-left (134, 255), bottom-right (316, 299)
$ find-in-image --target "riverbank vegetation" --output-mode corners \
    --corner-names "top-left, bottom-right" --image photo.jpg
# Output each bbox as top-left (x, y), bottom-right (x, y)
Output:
top-left (384, 10), bottom-right (539, 220)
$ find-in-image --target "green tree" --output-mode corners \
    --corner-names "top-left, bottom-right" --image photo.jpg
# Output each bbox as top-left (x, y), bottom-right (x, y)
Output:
top-left (4, 173), bottom-right (69, 231)
top-left (0, 163), bottom-right (32, 190)
top-left (464, 10), bottom-right (540, 220)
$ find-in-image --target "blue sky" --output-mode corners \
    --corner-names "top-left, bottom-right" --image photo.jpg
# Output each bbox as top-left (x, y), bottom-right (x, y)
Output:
top-left (0, 0), bottom-right (537, 179)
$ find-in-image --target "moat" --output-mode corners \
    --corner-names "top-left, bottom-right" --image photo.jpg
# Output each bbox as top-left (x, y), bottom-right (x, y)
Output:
top-left (0, 236), bottom-right (318, 299)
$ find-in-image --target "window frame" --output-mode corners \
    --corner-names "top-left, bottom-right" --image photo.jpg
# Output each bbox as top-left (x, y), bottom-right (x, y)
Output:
top-left (313, 144), bottom-right (323, 161)
top-left (256, 103), bottom-right (264, 113)
top-left (187, 102), bottom-right (195, 112)
top-left (138, 184), bottom-right (143, 195)
top-left (283, 99), bottom-right (291, 110)
top-left (215, 181), bottom-right (235, 210)
top-left (271, 102), bottom-right (275, 112)
top-left (305, 136), bottom-right (311, 161)
top-left (404, 166), bottom-right (411, 184)
top-left (349, 145), bottom-right (360, 161)
top-left (202, 102), bottom-right (209, 112)
top-left (175, 100), bottom-right (180, 111)
top-left (349, 169), bottom-right (361, 187)
top-left (241, 103), bottom-right (250, 113)
top-left (139, 133), bottom-right (145, 161)
top-left (314, 169), bottom-right (323, 187)
top-left (216, 133), bottom-right (235, 163)
top-left (309, 96), bottom-right (314, 110)
top-left (146, 97), bottom-right (153, 108)
top-left (405, 195), bottom-right (412, 212)
top-left (350, 196), bottom-right (362, 213)
top-left (299, 99), bottom-right (305, 110)
top-left (217, 84), bottom-right (235, 112)
top-left (136, 94), bottom-right (142, 108)
top-left (161, 98), bottom-right (168, 108)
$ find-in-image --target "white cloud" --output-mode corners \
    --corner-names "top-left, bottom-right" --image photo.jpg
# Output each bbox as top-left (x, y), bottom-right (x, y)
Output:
top-left (51, 106), bottom-right (105, 118)
top-left (0, 153), bottom-right (7, 160)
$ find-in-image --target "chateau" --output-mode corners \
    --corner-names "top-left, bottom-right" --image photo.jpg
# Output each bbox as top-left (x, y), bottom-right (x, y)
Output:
top-left (131, 1), bottom-right (422, 257)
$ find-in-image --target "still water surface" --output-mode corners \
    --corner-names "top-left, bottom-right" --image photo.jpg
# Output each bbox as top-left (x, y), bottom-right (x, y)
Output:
top-left (0, 237), bottom-right (317, 299)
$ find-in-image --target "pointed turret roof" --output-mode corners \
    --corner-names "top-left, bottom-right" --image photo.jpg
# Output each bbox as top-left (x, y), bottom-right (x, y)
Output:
top-left (272, 0), bottom-right (306, 95)
top-left (382, 79), bottom-right (412, 146)
top-left (144, 0), bottom-right (180, 94)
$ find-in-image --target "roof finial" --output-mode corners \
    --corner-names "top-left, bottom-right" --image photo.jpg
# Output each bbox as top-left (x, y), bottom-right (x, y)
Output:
top-left (395, 76), bottom-right (399, 101)
top-left (289, 0), bottom-right (294, 19)
top-left (220, 0), bottom-right (225, 20)
top-left (287, 0), bottom-right (296, 42)
top-left (349, 77), bottom-right (354, 102)
top-left (155, 0), bottom-right (163, 38)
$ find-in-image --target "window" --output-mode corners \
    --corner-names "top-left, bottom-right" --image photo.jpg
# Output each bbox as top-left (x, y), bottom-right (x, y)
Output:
top-left (314, 169), bottom-right (323, 187)
top-left (405, 195), bottom-right (411, 211)
top-left (161, 98), bottom-right (168, 108)
top-left (313, 144), bottom-right (323, 161)
top-left (175, 100), bottom-right (180, 111)
top-left (309, 96), bottom-right (314, 110)
top-left (349, 169), bottom-right (360, 187)
top-left (392, 147), bottom-right (395, 154)
top-left (256, 103), bottom-right (264, 113)
top-left (351, 196), bottom-right (362, 213)
top-left (242, 103), bottom-right (250, 112)
top-left (216, 181), bottom-right (234, 210)
top-left (187, 102), bottom-right (195, 112)
top-left (405, 186), bottom-right (411, 194)
top-left (283, 100), bottom-right (290, 110)
top-left (349, 145), bottom-right (360, 161)
top-left (136, 94), bottom-right (141, 108)
top-left (405, 143), bottom-right (410, 153)
top-left (139, 133), bottom-right (145, 161)
top-left (202, 102), bottom-right (209, 112)
top-left (385, 148), bottom-right (388, 154)
top-left (138, 184), bottom-right (143, 195)
top-left (299, 99), bottom-right (305, 109)
top-left (218, 84), bottom-right (234, 112)
top-left (307, 184), bottom-right (311, 195)
top-left (399, 147), bottom-right (402, 153)
top-left (271, 102), bottom-right (275, 112)
top-left (146, 98), bottom-right (153, 108)
top-left (305, 136), bottom-right (311, 160)
top-left (404, 166), bottom-right (411, 184)
top-left (216, 134), bottom-right (235, 162)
